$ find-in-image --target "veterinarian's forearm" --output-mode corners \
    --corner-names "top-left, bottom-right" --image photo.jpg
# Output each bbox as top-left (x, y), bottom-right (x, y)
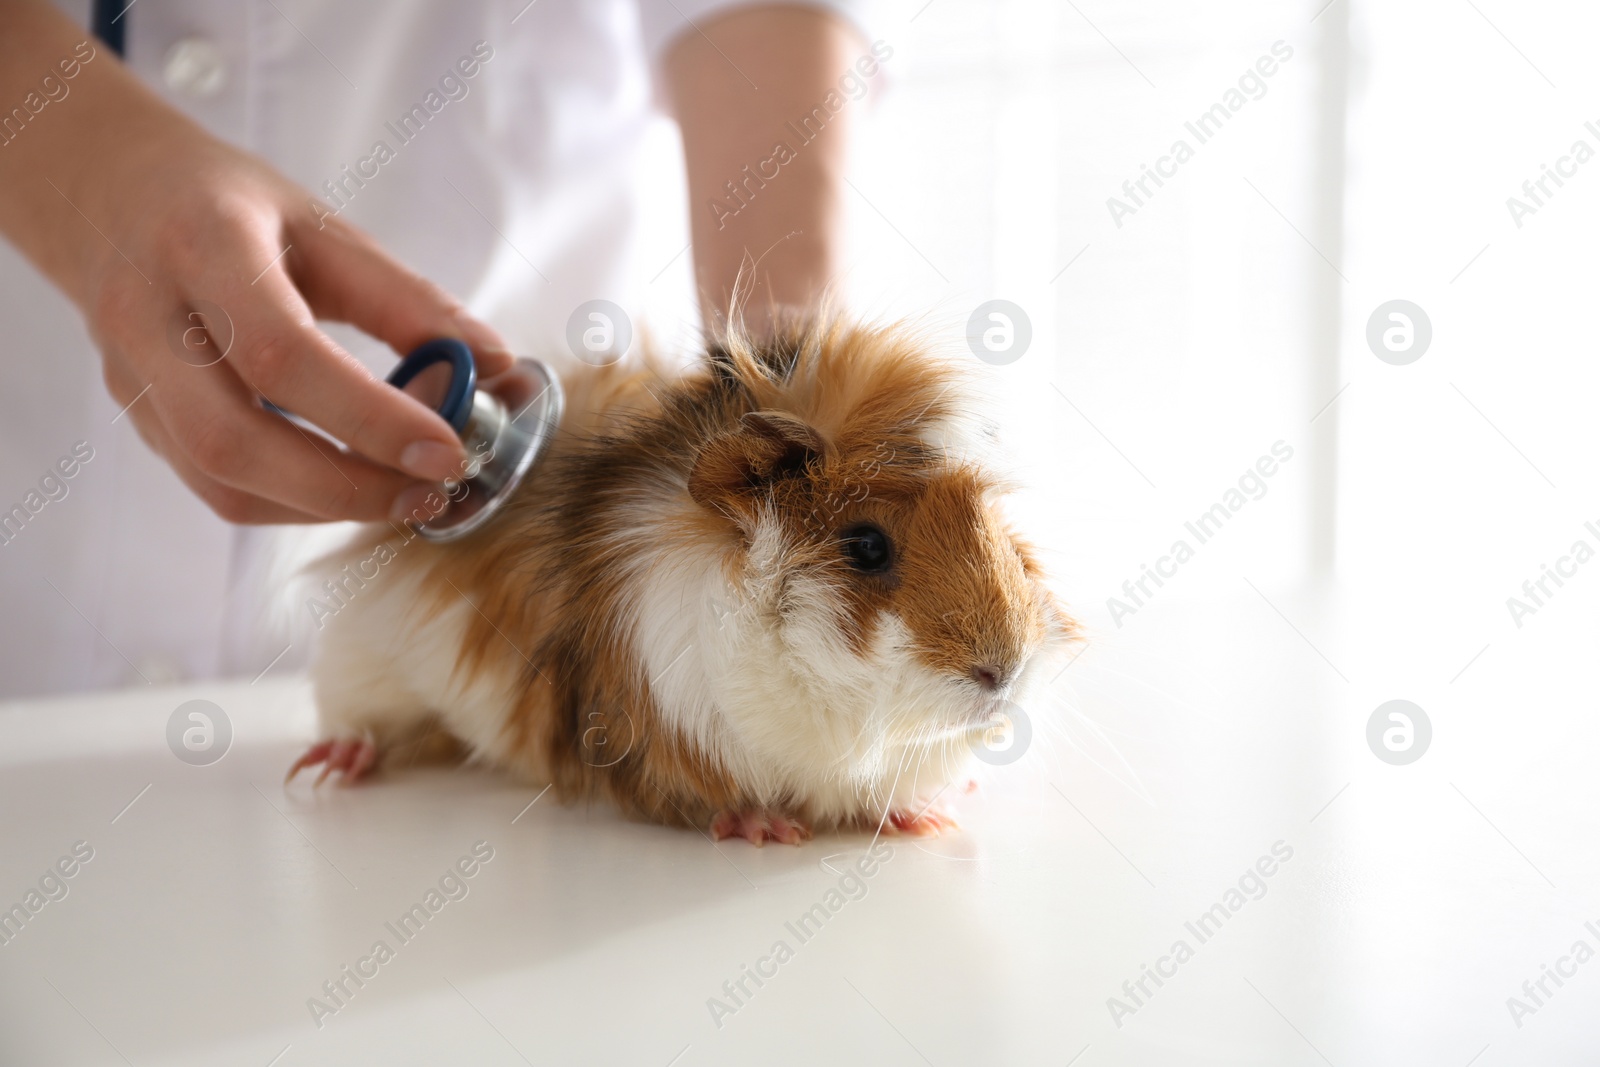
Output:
top-left (664, 5), bottom-right (860, 334)
top-left (0, 0), bottom-right (154, 301)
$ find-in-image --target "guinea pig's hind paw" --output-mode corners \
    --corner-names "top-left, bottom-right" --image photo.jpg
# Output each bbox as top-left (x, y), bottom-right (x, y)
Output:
top-left (285, 735), bottom-right (379, 787)
top-left (887, 804), bottom-right (961, 837)
top-left (709, 810), bottom-right (812, 847)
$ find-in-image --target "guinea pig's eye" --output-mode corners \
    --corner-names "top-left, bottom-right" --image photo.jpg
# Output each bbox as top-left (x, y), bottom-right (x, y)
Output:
top-left (840, 524), bottom-right (893, 573)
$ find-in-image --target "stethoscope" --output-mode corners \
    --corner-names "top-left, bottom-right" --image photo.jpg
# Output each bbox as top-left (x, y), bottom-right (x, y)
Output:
top-left (257, 341), bottom-right (564, 542)
top-left (90, 6), bottom-right (564, 541)
top-left (382, 342), bottom-right (564, 542)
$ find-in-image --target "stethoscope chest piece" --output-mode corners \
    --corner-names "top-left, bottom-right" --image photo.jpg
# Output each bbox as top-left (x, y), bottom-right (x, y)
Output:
top-left (387, 339), bottom-right (563, 542)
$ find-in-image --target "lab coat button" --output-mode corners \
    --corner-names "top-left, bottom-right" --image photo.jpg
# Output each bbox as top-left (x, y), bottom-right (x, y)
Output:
top-left (162, 37), bottom-right (227, 98)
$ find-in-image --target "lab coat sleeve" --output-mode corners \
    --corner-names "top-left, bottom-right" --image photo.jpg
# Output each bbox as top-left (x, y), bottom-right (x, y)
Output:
top-left (636, 0), bottom-right (893, 64)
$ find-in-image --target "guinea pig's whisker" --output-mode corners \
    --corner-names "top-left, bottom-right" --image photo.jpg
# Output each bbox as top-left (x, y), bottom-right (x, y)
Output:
top-left (866, 745), bottom-right (913, 851)
top-left (1063, 656), bottom-right (1222, 726)
top-left (1035, 687), bottom-right (1155, 808)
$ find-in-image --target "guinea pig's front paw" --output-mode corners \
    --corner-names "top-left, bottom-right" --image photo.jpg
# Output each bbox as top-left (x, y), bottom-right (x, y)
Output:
top-left (887, 801), bottom-right (962, 837)
top-left (709, 809), bottom-right (812, 847)
top-left (285, 733), bottom-right (379, 787)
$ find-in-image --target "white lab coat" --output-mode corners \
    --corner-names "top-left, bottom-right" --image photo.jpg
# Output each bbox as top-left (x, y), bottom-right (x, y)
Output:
top-left (0, 0), bottom-right (874, 697)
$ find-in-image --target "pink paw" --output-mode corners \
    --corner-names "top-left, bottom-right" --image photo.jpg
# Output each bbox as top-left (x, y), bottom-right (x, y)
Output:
top-left (285, 735), bottom-right (379, 787)
top-left (887, 803), bottom-right (961, 837)
top-left (709, 810), bottom-right (812, 847)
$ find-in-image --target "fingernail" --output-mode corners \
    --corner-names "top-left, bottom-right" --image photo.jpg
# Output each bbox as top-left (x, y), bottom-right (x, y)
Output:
top-left (400, 439), bottom-right (463, 481)
top-left (389, 482), bottom-right (442, 525)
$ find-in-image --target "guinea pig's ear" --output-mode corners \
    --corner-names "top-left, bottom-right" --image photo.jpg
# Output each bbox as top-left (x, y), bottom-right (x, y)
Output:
top-left (688, 411), bottom-right (824, 510)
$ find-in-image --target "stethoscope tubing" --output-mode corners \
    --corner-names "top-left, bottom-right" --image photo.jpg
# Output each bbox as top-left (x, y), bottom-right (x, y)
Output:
top-left (92, 0), bottom-right (127, 58)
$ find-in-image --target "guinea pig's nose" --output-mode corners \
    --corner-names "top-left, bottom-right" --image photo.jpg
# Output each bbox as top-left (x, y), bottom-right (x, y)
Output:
top-left (969, 664), bottom-right (1008, 691)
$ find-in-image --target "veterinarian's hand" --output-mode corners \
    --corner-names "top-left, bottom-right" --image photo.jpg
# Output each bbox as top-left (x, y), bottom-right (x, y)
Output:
top-left (0, 1), bottom-right (511, 524)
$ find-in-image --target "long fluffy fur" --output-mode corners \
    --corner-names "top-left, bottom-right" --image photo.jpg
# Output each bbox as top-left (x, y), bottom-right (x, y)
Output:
top-left (307, 317), bottom-right (1077, 835)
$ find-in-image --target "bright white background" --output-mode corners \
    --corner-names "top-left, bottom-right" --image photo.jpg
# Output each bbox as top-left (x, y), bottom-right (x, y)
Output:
top-left (633, 4), bottom-right (1600, 1055)
top-left (7, 2), bottom-right (1600, 1064)
top-left (641, 0), bottom-right (1600, 614)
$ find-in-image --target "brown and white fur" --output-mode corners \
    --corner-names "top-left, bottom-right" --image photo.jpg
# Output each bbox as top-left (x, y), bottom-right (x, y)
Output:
top-left (293, 317), bottom-right (1077, 844)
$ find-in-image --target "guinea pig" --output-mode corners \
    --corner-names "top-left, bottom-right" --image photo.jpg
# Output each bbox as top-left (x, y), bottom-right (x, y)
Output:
top-left (291, 316), bottom-right (1078, 845)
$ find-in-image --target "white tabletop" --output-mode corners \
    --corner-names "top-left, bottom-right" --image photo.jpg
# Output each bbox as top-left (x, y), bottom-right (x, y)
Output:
top-left (1, 586), bottom-right (1595, 1066)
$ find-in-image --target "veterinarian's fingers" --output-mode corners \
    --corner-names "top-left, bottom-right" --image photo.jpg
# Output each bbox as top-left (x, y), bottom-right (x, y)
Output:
top-left (290, 212), bottom-right (515, 377)
top-left (156, 441), bottom-right (325, 525)
top-left (216, 260), bottom-right (473, 485)
top-left (146, 348), bottom-right (434, 521)
top-left (104, 360), bottom-right (323, 524)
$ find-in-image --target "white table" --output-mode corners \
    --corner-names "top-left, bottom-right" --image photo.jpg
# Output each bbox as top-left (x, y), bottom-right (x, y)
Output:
top-left (2, 587), bottom-right (1595, 1066)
